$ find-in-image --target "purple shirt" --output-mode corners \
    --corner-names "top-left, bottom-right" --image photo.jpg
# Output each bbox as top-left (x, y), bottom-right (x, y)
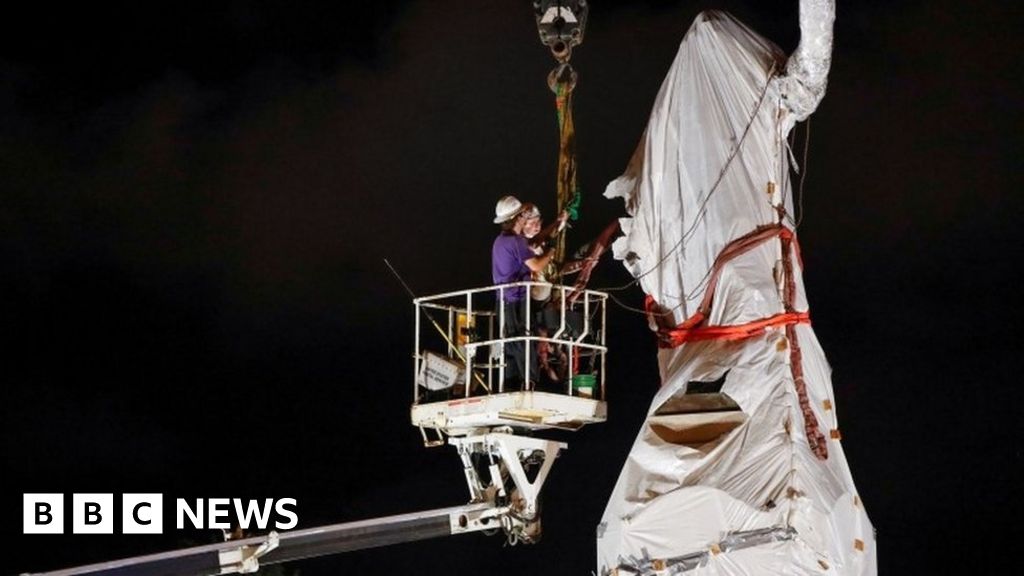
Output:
top-left (492, 233), bottom-right (533, 302)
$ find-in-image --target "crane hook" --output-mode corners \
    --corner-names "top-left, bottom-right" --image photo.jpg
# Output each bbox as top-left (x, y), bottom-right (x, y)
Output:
top-left (533, 0), bottom-right (588, 63)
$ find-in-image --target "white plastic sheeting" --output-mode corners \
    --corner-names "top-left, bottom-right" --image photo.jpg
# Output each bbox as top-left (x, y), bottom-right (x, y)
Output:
top-left (598, 2), bottom-right (876, 574)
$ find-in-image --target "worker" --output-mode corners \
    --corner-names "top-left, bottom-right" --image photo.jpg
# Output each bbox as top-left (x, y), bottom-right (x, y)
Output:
top-left (519, 202), bottom-right (570, 384)
top-left (520, 203), bottom-right (569, 258)
top-left (492, 195), bottom-right (556, 388)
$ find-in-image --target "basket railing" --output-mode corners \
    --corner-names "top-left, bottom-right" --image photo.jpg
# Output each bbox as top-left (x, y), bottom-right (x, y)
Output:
top-left (412, 282), bottom-right (608, 404)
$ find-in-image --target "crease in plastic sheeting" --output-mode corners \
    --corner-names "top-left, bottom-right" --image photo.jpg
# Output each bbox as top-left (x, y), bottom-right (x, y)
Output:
top-left (605, 19), bottom-right (788, 307)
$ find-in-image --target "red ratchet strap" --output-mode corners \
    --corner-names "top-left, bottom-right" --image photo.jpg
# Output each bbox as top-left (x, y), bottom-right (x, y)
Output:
top-left (649, 307), bottom-right (810, 347)
top-left (647, 222), bottom-right (828, 460)
top-left (646, 224), bottom-right (806, 348)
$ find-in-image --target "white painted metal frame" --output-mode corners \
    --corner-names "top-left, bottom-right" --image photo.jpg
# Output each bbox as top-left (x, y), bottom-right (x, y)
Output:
top-left (449, 432), bottom-right (567, 531)
top-left (412, 282), bottom-right (608, 403)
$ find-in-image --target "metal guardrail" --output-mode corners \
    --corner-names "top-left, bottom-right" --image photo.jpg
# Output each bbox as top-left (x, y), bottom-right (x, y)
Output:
top-left (413, 282), bottom-right (608, 404)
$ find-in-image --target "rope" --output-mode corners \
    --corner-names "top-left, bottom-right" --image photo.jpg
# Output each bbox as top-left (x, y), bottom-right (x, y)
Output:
top-left (795, 117), bottom-right (811, 228)
top-left (597, 63), bottom-right (779, 313)
top-left (605, 291), bottom-right (651, 315)
top-left (780, 113), bottom-right (812, 230)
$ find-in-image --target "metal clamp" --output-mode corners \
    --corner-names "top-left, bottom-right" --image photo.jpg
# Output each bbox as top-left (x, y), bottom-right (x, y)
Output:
top-left (217, 531), bottom-right (280, 574)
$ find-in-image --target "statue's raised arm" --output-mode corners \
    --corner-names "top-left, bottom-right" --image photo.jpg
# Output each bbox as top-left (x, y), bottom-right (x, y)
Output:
top-left (777, 0), bottom-right (836, 121)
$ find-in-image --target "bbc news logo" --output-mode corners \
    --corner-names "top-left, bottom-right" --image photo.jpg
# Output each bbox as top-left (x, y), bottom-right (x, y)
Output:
top-left (24, 494), bottom-right (297, 534)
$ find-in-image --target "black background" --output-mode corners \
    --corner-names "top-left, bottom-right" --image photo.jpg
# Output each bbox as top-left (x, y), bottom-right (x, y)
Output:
top-left (3, 1), bottom-right (1021, 574)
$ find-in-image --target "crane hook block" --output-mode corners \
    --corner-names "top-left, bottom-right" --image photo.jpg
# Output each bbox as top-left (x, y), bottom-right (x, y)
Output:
top-left (534, 0), bottom-right (588, 62)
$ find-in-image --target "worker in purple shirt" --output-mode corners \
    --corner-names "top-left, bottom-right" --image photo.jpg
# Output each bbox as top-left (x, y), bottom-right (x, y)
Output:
top-left (492, 195), bottom-right (555, 388)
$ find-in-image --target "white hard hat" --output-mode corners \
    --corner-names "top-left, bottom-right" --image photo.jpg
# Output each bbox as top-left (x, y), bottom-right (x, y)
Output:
top-left (493, 195), bottom-right (524, 223)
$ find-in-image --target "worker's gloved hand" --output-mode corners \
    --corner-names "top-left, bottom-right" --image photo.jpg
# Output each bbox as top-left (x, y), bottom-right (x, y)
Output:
top-left (557, 210), bottom-right (569, 232)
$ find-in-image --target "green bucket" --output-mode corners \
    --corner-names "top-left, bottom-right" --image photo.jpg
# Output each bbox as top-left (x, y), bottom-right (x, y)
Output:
top-left (571, 374), bottom-right (597, 397)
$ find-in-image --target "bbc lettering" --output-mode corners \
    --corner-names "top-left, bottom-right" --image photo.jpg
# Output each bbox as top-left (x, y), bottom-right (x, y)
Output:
top-left (24, 494), bottom-right (297, 534)
top-left (24, 493), bottom-right (158, 534)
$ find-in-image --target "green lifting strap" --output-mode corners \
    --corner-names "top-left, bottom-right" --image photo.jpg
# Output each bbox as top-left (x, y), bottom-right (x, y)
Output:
top-left (552, 66), bottom-right (580, 268)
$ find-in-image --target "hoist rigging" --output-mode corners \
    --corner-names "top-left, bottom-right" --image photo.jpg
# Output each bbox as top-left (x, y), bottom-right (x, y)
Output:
top-left (534, 0), bottom-right (588, 279)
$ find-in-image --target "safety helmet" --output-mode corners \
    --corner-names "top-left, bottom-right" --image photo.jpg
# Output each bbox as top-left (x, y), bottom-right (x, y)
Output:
top-left (493, 195), bottom-right (524, 223)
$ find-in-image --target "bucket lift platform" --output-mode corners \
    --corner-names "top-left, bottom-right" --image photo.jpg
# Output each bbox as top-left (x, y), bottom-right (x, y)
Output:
top-left (412, 390), bottom-right (606, 437)
top-left (409, 282), bottom-right (610, 543)
top-left (411, 282), bottom-right (608, 438)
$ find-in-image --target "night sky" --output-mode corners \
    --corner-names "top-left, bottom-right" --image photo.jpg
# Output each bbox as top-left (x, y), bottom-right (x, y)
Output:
top-left (3, 1), bottom-right (1021, 574)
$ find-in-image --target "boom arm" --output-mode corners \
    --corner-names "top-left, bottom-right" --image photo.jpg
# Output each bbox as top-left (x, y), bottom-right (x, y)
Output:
top-left (26, 433), bottom-right (566, 576)
top-left (26, 503), bottom-right (502, 576)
